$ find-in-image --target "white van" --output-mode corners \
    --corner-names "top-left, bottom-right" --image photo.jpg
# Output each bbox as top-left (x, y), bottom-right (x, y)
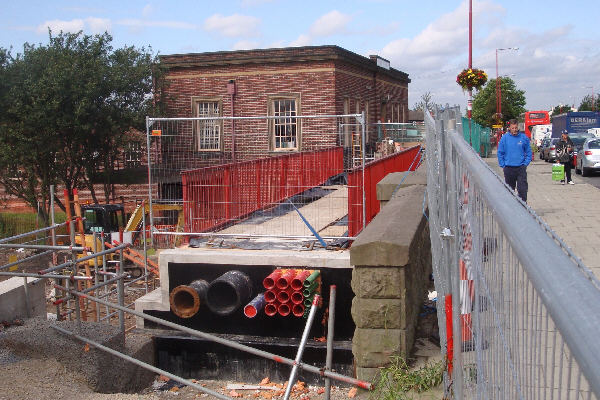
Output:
top-left (531, 124), bottom-right (552, 146)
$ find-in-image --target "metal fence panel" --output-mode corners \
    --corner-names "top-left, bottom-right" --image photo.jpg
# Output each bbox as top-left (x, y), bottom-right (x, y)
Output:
top-left (426, 108), bottom-right (600, 399)
top-left (145, 114), bottom-right (367, 245)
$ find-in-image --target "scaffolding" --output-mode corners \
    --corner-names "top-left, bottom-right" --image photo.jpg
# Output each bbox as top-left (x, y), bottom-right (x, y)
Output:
top-left (0, 217), bottom-right (372, 399)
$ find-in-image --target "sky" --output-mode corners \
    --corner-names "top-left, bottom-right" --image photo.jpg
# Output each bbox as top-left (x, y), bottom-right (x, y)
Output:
top-left (2, 0), bottom-right (599, 112)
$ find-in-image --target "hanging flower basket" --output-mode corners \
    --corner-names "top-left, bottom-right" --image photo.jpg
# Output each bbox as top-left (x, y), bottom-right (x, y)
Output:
top-left (456, 68), bottom-right (488, 91)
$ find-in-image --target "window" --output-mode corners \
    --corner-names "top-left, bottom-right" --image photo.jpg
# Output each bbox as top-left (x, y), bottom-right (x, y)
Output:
top-left (270, 97), bottom-right (299, 150)
top-left (588, 140), bottom-right (600, 149)
top-left (124, 142), bottom-right (142, 168)
top-left (193, 99), bottom-right (221, 151)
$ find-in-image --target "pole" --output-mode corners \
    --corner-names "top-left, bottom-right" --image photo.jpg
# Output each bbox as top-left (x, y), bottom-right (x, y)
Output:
top-left (283, 295), bottom-right (321, 400)
top-left (70, 220), bottom-right (82, 332)
top-left (50, 185), bottom-right (60, 321)
top-left (118, 247), bottom-right (126, 338)
top-left (468, 0), bottom-right (473, 146)
top-left (324, 286), bottom-right (337, 400)
top-left (142, 201), bottom-right (148, 293)
top-left (145, 116), bottom-right (154, 248)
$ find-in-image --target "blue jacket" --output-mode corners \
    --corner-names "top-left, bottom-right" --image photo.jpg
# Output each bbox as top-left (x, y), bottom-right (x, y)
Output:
top-left (497, 132), bottom-right (531, 168)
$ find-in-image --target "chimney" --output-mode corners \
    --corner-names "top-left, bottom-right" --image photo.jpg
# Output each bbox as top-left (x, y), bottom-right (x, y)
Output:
top-left (369, 55), bottom-right (390, 70)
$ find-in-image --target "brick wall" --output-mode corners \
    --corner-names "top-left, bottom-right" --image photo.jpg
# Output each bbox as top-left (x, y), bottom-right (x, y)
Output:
top-left (159, 46), bottom-right (410, 165)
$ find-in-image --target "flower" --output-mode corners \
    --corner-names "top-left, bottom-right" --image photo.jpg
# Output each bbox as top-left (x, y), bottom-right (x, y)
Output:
top-left (456, 68), bottom-right (488, 91)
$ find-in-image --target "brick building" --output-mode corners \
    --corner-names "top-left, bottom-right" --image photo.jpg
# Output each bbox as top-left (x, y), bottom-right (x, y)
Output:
top-left (157, 45), bottom-right (410, 165)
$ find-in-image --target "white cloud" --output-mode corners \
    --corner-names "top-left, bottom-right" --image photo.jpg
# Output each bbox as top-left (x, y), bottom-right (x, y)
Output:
top-left (203, 14), bottom-right (261, 38)
top-left (309, 10), bottom-right (352, 37)
top-left (85, 17), bottom-right (111, 34)
top-left (371, 0), bottom-right (600, 111)
top-left (232, 40), bottom-right (259, 50)
top-left (240, 0), bottom-right (274, 6)
top-left (289, 34), bottom-right (311, 47)
top-left (36, 17), bottom-right (111, 35)
top-left (142, 4), bottom-right (154, 17)
top-left (36, 19), bottom-right (85, 34)
top-left (117, 19), bottom-right (197, 30)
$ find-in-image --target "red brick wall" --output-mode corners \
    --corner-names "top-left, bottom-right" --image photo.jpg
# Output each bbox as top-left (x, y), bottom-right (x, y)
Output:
top-left (160, 55), bottom-right (408, 165)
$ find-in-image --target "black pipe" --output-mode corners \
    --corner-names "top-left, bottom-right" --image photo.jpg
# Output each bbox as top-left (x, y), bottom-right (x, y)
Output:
top-left (169, 279), bottom-right (209, 318)
top-left (206, 270), bottom-right (253, 316)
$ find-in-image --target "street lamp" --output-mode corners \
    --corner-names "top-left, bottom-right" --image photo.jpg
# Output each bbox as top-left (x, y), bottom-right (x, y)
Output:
top-left (583, 86), bottom-right (595, 111)
top-left (495, 47), bottom-right (519, 124)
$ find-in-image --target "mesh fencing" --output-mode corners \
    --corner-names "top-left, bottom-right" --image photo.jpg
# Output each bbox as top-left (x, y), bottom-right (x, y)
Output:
top-left (426, 108), bottom-right (600, 399)
top-left (145, 115), bottom-right (366, 244)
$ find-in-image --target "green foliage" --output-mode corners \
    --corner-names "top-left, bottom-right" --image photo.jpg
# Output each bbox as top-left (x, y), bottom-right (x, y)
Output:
top-left (578, 94), bottom-right (600, 112)
top-left (0, 31), bottom-right (162, 223)
top-left (472, 77), bottom-right (526, 128)
top-left (552, 104), bottom-right (573, 117)
top-left (369, 356), bottom-right (445, 400)
top-left (0, 212), bottom-right (66, 240)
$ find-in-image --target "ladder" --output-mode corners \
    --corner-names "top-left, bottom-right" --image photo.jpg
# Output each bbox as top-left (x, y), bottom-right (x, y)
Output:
top-left (351, 131), bottom-right (363, 168)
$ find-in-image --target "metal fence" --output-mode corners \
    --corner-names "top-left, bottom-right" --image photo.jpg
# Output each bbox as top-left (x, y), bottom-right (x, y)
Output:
top-left (426, 108), bottom-right (600, 399)
top-left (145, 114), bottom-right (370, 245)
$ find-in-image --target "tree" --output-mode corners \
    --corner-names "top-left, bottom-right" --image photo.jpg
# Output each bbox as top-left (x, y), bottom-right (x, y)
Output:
top-left (471, 77), bottom-right (526, 128)
top-left (578, 94), bottom-right (600, 112)
top-left (551, 104), bottom-right (573, 117)
top-left (0, 31), bottom-right (161, 223)
top-left (413, 91), bottom-right (436, 113)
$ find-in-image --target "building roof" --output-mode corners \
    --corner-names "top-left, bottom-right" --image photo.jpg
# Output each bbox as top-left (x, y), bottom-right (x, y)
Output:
top-left (159, 45), bottom-right (410, 83)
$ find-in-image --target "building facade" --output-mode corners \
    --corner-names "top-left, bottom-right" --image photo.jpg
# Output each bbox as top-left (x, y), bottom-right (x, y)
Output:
top-left (158, 45), bottom-right (410, 165)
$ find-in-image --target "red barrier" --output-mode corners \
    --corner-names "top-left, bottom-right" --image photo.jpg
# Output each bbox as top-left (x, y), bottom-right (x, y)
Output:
top-left (182, 147), bottom-right (344, 234)
top-left (347, 146), bottom-right (422, 237)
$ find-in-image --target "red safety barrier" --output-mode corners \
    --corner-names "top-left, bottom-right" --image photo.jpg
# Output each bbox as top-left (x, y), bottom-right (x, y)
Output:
top-left (182, 147), bottom-right (344, 234)
top-left (347, 146), bottom-right (422, 236)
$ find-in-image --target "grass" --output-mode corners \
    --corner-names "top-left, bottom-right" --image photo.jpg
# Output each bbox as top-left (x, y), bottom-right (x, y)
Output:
top-left (0, 211), bottom-right (67, 240)
top-left (369, 356), bottom-right (445, 400)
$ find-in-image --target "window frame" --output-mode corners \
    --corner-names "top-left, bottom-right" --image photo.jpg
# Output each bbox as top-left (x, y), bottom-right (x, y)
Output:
top-left (124, 141), bottom-right (143, 168)
top-left (191, 97), bottom-right (223, 152)
top-left (268, 95), bottom-right (301, 152)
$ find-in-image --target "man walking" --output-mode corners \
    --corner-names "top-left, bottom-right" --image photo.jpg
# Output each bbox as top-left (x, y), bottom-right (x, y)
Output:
top-left (497, 119), bottom-right (531, 202)
top-left (556, 130), bottom-right (574, 185)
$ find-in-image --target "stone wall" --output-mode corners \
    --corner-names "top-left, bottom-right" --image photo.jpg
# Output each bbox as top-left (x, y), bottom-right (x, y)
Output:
top-left (350, 166), bottom-right (430, 382)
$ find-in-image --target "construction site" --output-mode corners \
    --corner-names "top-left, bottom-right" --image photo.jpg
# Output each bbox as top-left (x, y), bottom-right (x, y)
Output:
top-left (0, 109), bottom-right (435, 399)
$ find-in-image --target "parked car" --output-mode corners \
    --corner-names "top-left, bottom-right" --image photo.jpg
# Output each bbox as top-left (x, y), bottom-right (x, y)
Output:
top-left (570, 133), bottom-right (594, 168)
top-left (543, 138), bottom-right (560, 162)
top-left (575, 137), bottom-right (600, 176)
top-left (539, 138), bottom-right (551, 160)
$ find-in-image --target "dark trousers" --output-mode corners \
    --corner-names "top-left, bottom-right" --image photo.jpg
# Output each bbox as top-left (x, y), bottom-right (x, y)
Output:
top-left (503, 165), bottom-right (528, 202)
top-left (560, 161), bottom-right (572, 182)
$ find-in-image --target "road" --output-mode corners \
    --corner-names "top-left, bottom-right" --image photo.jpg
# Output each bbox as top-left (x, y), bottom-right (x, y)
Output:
top-left (575, 169), bottom-right (600, 188)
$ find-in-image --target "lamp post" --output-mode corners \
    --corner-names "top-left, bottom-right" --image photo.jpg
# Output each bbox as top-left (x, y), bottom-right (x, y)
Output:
top-left (495, 47), bottom-right (519, 125)
top-left (583, 85), bottom-right (595, 111)
top-left (467, 0), bottom-right (473, 145)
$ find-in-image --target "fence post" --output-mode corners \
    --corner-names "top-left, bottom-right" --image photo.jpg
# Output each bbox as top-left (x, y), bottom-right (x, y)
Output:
top-left (446, 136), bottom-right (464, 399)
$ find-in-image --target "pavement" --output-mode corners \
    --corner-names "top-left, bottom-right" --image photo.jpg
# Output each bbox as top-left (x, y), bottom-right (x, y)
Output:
top-left (484, 151), bottom-right (600, 279)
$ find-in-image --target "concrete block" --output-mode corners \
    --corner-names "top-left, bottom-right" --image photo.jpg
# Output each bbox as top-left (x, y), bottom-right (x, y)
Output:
top-left (0, 277), bottom-right (46, 321)
top-left (355, 367), bottom-right (382, 384)
top-left (351, 266), bottom-right (405, 299)
top-left (350, 185), bottom-right (426, 267)
top-left (376, 162), bottom-right (427, 202)
top-left (351, 297), bottom-right (408, 329)
top-left (352, 328), bottom-right (412, 368)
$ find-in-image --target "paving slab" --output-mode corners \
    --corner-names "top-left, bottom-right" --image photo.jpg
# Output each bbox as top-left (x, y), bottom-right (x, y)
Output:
top-left (484, 154), bottom-right (600, 277)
